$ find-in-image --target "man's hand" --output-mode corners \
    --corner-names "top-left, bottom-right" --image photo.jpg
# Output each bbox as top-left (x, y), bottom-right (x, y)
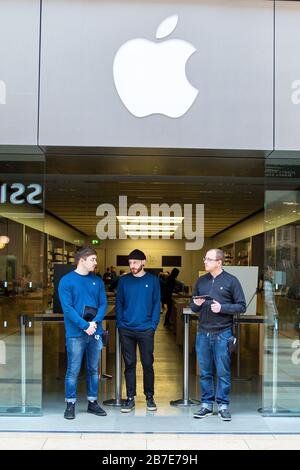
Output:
top-left (193, 298), bottom-right (206, 307)
top-left (211, 300), bottom-right (221, 313)
top-left (84, 321), bottom-right (97, 336)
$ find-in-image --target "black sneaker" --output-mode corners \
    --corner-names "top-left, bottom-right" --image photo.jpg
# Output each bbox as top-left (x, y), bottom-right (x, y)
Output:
top-left (193, 407), bottom-right (213, 419)
top-left (218, 409), bottom-right (231, 421)
top-left (87, 400), bottom-right (107, 416)
top-left (146, 396), bottom-right (157, 411)
top-left (121, 398), bottom-right (135, 413)
top-left (64, 402), bottom-right (75, 420)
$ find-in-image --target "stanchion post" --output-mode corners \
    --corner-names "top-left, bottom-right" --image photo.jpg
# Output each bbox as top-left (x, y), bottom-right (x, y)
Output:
top-left (272, 314), bottom-right (279, 413)
top-left (115, 326), bottom-right (122, 404)
top-left (103, 323), bottom-right (124, 406)
top-left (7, 314), bottom-right (40, 415)
top-left (20, 314), bottom-right (26, 413)
top-left (170, 307), bottom-right (200, 407)
top-left (236, 313), bottom-right (241, 378)
top-left (258, 314), bottom-right (286, 414)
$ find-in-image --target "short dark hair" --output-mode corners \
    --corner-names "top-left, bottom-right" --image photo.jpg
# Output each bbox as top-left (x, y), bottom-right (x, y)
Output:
top-left (74, 246), bottom-right (97, 264)
top-left (170, 268), bottom-right (180, 278)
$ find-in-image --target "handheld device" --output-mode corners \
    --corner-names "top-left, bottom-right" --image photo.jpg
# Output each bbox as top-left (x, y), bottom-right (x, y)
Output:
top-left (83, 305), bottom-right (98, 321)
top-left (192, 295), bottom-right (213, 301)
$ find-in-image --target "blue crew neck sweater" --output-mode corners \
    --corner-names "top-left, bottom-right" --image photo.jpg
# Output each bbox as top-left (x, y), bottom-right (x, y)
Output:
top-left (115, 272), bottom-right (161, 331)
top-left (58, 270), bottom-right (108, 338)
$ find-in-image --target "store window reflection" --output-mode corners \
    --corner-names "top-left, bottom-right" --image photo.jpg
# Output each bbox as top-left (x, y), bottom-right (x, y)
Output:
top-left (263, 158), bottom-right (300, 415)
top-left (0, 217), bottom-right (44, 414)
top-left (0, 155), bottom-right (44, 415)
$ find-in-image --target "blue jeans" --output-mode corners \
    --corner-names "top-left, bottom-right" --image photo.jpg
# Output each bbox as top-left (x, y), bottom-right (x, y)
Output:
top-left (196, 328), bottom-right (232, 409)
top-left (65, 335), bottom-right (103, 402)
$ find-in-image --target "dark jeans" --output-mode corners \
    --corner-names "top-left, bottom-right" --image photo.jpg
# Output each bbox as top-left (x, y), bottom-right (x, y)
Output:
top-left (196, 328), bottom-right (232, 408)
top-left (119, 328), bottom-right (155, 398)
top-left (65, 334), bottom-right (103, 402)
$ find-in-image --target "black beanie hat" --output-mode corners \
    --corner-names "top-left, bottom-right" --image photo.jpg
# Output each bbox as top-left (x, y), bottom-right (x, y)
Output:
top-left (128, 249), bottom-right (146, 261)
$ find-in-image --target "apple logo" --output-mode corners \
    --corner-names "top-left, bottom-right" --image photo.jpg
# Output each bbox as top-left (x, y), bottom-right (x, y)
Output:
top-left (113, 15), bottom-right (198, 118)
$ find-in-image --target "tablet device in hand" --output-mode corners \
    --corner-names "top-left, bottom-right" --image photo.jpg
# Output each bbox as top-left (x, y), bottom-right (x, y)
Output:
top-left (192, 295), bottom-right (213, 301)
top-left (83, 305), bottom-right (97, 321)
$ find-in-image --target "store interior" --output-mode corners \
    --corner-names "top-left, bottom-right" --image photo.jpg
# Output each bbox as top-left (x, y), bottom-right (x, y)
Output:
top-left (0, 149), bottom-right (299, 430)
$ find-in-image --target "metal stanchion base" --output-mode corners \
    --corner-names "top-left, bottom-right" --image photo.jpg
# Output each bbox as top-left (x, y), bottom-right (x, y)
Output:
top-left (257, 407), bottom-right (291, 415)
top-left (103, 398), bottom-right (124, 407)
top-left (170, 398), bottom-right (200, 407)
top-left (6, 406), bottom-right (41, 415)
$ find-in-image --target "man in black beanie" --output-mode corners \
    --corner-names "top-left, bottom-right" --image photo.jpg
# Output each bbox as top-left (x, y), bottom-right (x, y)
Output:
top-left (116, 249), bottom-right (161, 413)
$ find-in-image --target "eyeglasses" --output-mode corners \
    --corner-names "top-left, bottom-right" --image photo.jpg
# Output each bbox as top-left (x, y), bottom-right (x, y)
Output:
top-left (203, 257), bottom-right (220, 262)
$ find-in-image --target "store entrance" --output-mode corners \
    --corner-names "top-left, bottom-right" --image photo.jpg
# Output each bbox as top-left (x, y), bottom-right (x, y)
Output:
top-left (0, 153), bottom-right (45, 416)
top-left (41, 149), bottom-right (265, 422)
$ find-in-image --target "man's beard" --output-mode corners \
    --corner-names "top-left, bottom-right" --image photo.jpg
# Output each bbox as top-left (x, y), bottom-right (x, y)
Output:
top-left (131, 265), bottom-right (143, 274)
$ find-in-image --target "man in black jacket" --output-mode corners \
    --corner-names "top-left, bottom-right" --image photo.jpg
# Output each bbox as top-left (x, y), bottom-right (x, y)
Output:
top-left (191, 249), bottom-right (246, 421)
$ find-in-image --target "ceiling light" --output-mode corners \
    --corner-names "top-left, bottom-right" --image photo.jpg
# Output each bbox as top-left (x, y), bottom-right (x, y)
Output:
top-left (124, 231), bottom-right (175, 236)
top-left (121, 225), bottom-right (179, 231)
top-left (117, 216), bottom-right (184, 223)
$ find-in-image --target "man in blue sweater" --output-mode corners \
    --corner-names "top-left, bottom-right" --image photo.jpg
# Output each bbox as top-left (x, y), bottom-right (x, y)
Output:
top-left (191, 249), bottom-right (246, 422)
top-left (116, 249), bottom-right (161, 413)
top-left (58, 246), bottom-right (108, 420)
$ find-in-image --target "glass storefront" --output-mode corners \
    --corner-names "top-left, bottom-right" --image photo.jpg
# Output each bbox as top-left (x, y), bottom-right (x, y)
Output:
top-left (0, 152), bottom-right (45, 415)
top-left (1, 149), bottom-right (300, 419)
top-left (263, 155), bottom-right (300, 415)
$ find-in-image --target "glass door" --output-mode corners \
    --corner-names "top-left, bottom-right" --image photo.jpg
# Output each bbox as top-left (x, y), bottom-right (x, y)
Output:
top-left (263, 155), bottom-right (300, 415)
top-left (0, 151), bottom-right (45, 415)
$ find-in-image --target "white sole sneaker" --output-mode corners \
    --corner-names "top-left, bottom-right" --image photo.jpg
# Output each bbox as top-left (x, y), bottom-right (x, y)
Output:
top-left (121, 406), bottom-right (135, 413)
top-left (193, 411), bottom-right (213, 419)
top-left (218, 412), bottom-right (231, 421)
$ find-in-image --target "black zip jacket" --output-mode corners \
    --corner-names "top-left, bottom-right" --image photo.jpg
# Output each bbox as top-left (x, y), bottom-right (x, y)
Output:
top-left (190, 270), bottom-right (246, 333)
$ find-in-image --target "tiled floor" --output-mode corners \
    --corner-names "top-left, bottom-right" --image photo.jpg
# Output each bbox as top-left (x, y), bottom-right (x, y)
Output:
top-left (2, 432), bottom-right (300, 450)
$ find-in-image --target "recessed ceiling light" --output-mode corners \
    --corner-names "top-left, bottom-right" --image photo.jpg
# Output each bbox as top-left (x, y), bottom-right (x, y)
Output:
top-left (121, 225), bottom-right (178, 231)
top-left (117, 216), bottom-right (184, 223)
top-left (124, 231), bottom-right (175, 236)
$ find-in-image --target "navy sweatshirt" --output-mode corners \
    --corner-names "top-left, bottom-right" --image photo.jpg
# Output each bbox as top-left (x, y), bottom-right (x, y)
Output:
top-left (115, 272), bottom-right (161, 331)
top-left (190, 270), bottom-right (246, 333)
top-left (58, 271), bottom-right (108, 338)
